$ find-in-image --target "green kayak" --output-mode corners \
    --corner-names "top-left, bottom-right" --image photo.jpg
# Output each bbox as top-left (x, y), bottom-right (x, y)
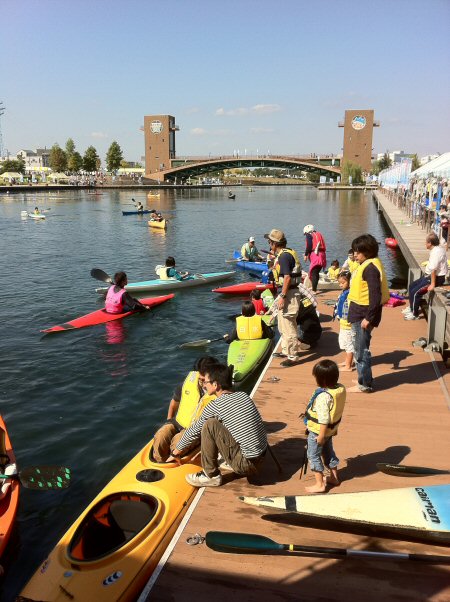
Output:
top-left (227, 337), bottom-right (273, 383)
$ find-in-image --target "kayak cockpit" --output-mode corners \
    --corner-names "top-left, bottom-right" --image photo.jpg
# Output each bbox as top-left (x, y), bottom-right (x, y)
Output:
top-left (68, 493), bottom-right (159, 562)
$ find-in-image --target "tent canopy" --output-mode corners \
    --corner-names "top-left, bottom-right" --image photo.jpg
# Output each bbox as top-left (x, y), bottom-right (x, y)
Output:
top-left (410, 152), bottom-right (450, 179)
top-left (0, 171), bottom-right (24, 180)
top-left (48, 172), bottom-right (70, 181)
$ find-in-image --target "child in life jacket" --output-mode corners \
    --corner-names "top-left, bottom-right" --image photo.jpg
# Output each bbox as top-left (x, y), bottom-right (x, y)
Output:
top-left (105, 272), bottom-right (150, 313)
top-left (327, 260), bottom-right (340, 281)
top-left (302, 359), bottom-right (346, 493)
top-left (333, 271), bottom-right (354, 371)
top-left (224, 301), bottom-right (274, 344)
top-left (250, 289), bottom-right (266, 315)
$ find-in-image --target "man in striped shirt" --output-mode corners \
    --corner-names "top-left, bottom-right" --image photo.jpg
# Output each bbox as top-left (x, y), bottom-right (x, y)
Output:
top-left (170, 364), bottom-right (267, 487)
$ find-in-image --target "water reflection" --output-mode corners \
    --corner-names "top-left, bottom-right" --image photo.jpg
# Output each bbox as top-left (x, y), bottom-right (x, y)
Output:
top-left (104, 320), bottom-right (125, 345)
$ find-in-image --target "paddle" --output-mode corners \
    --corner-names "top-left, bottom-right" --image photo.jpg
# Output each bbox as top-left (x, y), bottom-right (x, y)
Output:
top-left (205, 531), bottom-right (450, 564)
top-left (179, 336), bottom-right (225, 349)
top-left (0, 465), bottom-right (71, 490)
top-left (90, 268), bottom-right (114, 285)
top-left (377, 463), bottom-right (450, 477)
top-left (226, 258), bottom-right (243, 263)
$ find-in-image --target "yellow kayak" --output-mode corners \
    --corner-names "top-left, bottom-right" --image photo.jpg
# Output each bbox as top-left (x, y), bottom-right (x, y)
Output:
top-left (20, 440), bottom-right (200, 601)
top-left (148, 218), bottom-right (167, 230)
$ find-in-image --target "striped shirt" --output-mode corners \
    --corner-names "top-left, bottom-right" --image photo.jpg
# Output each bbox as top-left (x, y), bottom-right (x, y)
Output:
top-left (176, 391), bottom-right (267, 459)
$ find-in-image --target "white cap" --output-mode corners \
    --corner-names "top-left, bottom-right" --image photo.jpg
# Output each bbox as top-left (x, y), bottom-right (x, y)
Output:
top-left (303, 224), bottom-right (314, 234)
top-left (249, 236), bottom-right (255, 242)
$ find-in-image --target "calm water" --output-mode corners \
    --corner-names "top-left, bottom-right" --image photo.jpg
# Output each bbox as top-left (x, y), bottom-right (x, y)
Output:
top-left (0, 186), bottom-right (407, 599)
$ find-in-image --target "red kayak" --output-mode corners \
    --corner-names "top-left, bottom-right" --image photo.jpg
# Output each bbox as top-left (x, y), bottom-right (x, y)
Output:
top-left (212, 282), bottom-right (276, 295)
top-left (41, 294), bottom-right (174, 334)
top-left (0, 415), bottom-right (19, 560)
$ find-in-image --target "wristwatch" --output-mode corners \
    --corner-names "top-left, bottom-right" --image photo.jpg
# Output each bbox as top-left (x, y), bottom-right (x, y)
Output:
top-left (279, 293), bottom-right (286, 298)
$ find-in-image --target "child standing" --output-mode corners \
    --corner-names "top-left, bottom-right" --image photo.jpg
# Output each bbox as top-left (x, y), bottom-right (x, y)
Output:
top-left (333, 271), bottom-right (354, 371)
top-left (303, 360), bottom-right (346, 493)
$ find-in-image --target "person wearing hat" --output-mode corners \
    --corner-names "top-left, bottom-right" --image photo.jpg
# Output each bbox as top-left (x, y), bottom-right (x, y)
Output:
top-left (264, 228), bottom-right (303, 367)
top-left (241, 237), bottom-right (263, 262)
top-left (303, 224), bottom-right (327, 292)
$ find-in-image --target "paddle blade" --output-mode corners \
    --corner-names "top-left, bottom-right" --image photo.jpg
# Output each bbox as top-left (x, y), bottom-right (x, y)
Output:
top-left (90, 268), bottom-right (113, 284)
top-left (18, 466), bottom-right (72, 490)
top-left (179, 336), bottom-right (224, 349)
top-left (225, 258), bottom-right (242, 264)
top-left (206, 531), bottom-right (283, 554)
top-left (377, 463), bottom-right (450, 477)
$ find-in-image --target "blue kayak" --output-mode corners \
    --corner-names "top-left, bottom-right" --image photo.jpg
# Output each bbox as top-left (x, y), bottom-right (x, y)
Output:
top-left (233, 251), bottom-right (268, 274)
top-left (122, 210), bottom-right (152, 216)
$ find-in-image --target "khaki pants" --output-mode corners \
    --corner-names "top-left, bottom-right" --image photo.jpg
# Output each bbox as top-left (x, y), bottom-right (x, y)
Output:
top-left (201, 418), bottom-right (264, 477)
top-left (277, 288), bottom-right (301, 358)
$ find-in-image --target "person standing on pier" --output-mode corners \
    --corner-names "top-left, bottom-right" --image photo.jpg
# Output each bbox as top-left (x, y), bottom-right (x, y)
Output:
top-left (346, 235), bottom-right (390, 393)
top-left (264, 228), bottom-right (303, 367)
top-left (303, 224), bottom-right (327, 292)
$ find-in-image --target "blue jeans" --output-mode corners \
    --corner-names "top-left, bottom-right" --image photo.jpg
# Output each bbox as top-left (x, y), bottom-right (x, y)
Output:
top-left (408, 275), bottom-right (445, 316)
top-left (351, 321), bottom-right (373, 391)
top-left (307, 430), bottom-right (339, 472)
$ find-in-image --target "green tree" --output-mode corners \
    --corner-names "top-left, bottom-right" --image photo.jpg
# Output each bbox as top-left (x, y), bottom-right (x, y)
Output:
top-left (341, 160), bottom-right (363, 185)
top-left (378, 152), bottom-right (392, 171)
top-left (120, 159), bottom-right (129, 168)
top-left (82, 146), bottom-right (99, 172)
top-left (411, 154), bottom-right (420, 171)
top-left (49, 143), bottom-right (67, 172)
top-left (67, 151), bottom-right (82, 172)
top-left (65, 138), bottom-right (76, 157)
top-left (0, 158), bottom-right (25, 174)
top-left (106, 140), bottom-right (123, 172)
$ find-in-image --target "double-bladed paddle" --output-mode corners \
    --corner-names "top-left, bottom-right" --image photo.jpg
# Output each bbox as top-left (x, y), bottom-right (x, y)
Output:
top-left (90, 268), bottom-right (114, 285)
top-left (179, 336), bottom-right (226, 349)
top-left (0, 465), bottom-right (71, 490)
top-left (205, 531), bottom-right (450, 564)
top-left (377, 462), bottom-right (450, 476)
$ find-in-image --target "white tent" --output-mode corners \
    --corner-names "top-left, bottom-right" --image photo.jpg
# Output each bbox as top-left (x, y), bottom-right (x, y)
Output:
top-left (410, 152), bottom-right (450, 179)
top-left (48, 172), bottom-right (70, 182)
top-left (0, 171), bottom-right (23, 182)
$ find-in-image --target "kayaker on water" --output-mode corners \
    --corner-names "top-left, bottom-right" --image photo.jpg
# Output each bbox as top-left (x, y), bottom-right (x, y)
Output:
top-left (105, 272), bottom-right (151, 313)
top-left (264, 228), bottom-right (303, 367)
top-left (171, 363), bottom-right (268, 487)
top-left (135, 200), bottom-right (144, 213)
top-left (156, 256), bottom-right (193, 281)
top-left (149, 209), bottom-right (164, 221)
top-left (153, 356), bottom-right (220, 463)
top-left (224, 300), bottom-right (274, 344)
top-left (241, 237), bottom-right (263, 262)
top-left (34, 206), bottom-right (41, 215)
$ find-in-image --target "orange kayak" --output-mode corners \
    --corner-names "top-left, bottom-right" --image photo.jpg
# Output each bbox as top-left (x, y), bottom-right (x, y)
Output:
top-left (0, 415), bottom-right (19, 559)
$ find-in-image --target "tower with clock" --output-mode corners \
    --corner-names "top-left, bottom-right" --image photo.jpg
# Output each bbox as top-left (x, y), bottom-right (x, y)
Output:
top-left (143, 114), bottom-right (179, 176)
top-left (338, 110), bottom-right (379, 172)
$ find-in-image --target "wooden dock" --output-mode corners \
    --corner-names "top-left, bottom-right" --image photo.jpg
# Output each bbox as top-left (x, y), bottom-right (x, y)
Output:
top-left (140, 290), bottom-right (450, 602)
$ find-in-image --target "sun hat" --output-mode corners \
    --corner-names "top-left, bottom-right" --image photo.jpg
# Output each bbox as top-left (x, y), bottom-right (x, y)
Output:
top-left (249, 236), bottom-right (255, 242)
top-left (264, 229), bottom-right (287, 244)
top-left (303, 224), bottom-right (315, 234)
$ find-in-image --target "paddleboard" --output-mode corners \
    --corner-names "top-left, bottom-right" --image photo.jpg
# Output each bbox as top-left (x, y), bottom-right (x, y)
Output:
top-left (41, 294), bottom-right (174, 334)
top-left (240, 484), bottom-right (450, 543)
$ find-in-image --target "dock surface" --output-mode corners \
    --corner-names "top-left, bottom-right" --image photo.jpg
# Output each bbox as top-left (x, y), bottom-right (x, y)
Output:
top-left (144, 291), bottom-right (450, 602)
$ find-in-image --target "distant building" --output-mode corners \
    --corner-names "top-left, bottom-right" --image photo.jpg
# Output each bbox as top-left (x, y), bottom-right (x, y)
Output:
top-left (338, 110), bottom-right (379, 172)
top-left (142, 115), bottom-right (179, 176)
top-left (420, 153), bottom-right (441, 166)
top-left (376, 150), bottom-right (415, 164)
top-left (17, 148), bottom-right (50, 171)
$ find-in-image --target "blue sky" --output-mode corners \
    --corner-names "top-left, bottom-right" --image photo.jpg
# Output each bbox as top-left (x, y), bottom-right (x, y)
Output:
top-left (2, 0), bottom-right (449, 163)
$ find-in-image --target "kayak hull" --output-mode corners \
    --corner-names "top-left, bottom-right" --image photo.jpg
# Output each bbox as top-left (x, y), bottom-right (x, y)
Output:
top-left (213, 281), bottom-right (277, 295)
top-left (122, 210), bottom-right (152, 216)
top-left (233, 251), bottom-right (268, 274)
top-left (241, 484), bottom-right (450, 543)
top-left (20, 440), bottom-right (201, 601)
top-left (148, 219), bottom-right (167, 229)
top-left (0, 415), bottom-right (19, 559)
top-left (42, 294), bottom-right (174, 333)
top-left (228, 336), bottom-right (274, 383)
top-left (96, 271), bottom-right (235, 294)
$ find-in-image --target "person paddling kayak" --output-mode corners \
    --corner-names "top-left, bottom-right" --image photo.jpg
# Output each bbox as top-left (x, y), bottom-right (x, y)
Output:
top-left (105, 272), bottom-right (151, 313)
top-left (156, 257), bottom-right (193, 281)
top-left (241, 237), bottom-right (263, 262)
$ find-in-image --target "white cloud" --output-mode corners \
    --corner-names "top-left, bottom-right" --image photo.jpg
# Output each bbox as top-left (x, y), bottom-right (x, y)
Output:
top-left (251, 104), bottom-right (281, 114)
top-left (250, 127), bottom-right (275, 133)
top-left (191, 128), bottom-right (207, 135)
top-left (91, 131), bottom-right (108, 138)
top-left (215, 107), bottom-right (248, 116)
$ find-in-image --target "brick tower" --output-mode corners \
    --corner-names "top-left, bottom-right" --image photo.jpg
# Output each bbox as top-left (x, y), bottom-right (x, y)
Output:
top-left (143, 115), bottom-right (179, 176)
top-left (339, 110), bottom-right (379, 172)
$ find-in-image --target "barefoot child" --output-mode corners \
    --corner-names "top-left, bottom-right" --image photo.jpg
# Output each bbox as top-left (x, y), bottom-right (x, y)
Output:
top-left (303, 359), bottom-right (346, 493)
top-left (333, 271), bottom-right (354, 371)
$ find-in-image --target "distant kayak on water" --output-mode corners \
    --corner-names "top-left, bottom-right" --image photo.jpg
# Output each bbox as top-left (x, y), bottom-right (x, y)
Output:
top-left (95, 271), bottom-right (235, 294)
top-left (41, 294), bottom-right (174, 334)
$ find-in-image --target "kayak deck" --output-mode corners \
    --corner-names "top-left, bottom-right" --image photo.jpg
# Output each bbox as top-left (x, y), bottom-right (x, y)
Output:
top-left (228, 336), bottom-right (274, 383)
top-left (95, 272), bottom-right (235, 294)
top-left (41, 294), bottom-right (174, 333)
top-left (213, 281), bottom-right (276, 295)
top-left (233, 251), bottom-right (268, 273)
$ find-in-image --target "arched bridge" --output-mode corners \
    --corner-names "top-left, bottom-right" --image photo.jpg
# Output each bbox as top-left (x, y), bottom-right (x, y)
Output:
top-left (150, 155), bottom-right (341, 182)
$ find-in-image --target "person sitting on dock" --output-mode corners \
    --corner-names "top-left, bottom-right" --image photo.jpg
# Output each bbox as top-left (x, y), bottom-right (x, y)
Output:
top-left (301, 359), bottom-right (346, 493)
top-left (105, 272), bottom-right (151, 313)
top-left (403, 232), bottom-right (448, 321)
top-left (153, 356), bottom-right (220, 463)
top-left (224, 301), bottom-right (274, 344)
top-left (346, 234), bottom-right (390, 393)
top-left (171, 363), bottom-right (268, 487)
top-left (241, 237), bottom-right (263, 262)
top-left (156, 256), bottom-right (193, 281)
top-left (296, 285), bottom-right (321, 350)
top-left (327, 260), bottom-right (340, 281)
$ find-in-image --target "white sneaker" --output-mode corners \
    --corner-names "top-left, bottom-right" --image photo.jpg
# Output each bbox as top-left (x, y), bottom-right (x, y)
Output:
top-left (404, 313), bottom-right (420, 320)
top-left (186, 470), bottom-right (222, 487)
top-left (219, 460), bottom-right (234, 472)
top-left (401, 307), bottom-right (413, 314)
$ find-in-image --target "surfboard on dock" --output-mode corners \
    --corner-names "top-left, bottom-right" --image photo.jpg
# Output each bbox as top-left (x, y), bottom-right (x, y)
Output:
top-left (240, 484), bottom-right (450, 543)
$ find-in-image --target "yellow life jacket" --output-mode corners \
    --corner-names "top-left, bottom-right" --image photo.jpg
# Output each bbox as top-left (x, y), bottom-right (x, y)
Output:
top-left (348, 259), bottom-right (359, 274)
top-left (236, 315), bottom-right (263, 340)
top-left (327, 267), bottom-right (340, 280)
top-left (347, 258), bottom-right (390, 307)
top-left (175, 371), bottom-right (216, 429)
top-left (305, 385), bottom-right (346, 437)
top-left (272, 248), bottom-right (301, 286)
top-left (155, 265), bottom-right (176, 281)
